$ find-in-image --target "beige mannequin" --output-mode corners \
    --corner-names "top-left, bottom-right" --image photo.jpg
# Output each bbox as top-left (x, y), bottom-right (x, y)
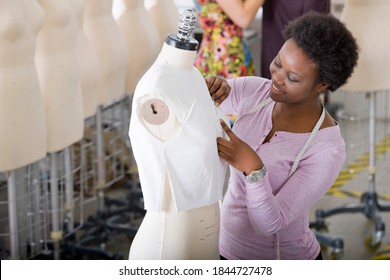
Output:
top-left (341, 0), bottom-right (390, 92)
top-left (35, 0), bottom-right (83, 153)
top-left (84, 0), bottom-right (128, 104)
top-left (118, 0), bottom-right (160, 95)
top-left (145, 0), bottom-right (180, 46)
top-left (71, 0), bottom-right (100, 119)
top-left (0, 0), bottom-right (47, 172)
top-left (129, 33), bottom-right (228, 259)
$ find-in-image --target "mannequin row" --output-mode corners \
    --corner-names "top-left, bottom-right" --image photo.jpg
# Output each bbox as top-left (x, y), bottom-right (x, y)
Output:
top-left (0, 0), bottom-right (179, 172)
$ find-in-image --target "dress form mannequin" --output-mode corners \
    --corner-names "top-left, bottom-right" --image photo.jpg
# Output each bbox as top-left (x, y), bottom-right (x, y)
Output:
top-left (0, 0), bottom-right (47, 171)
top-left (335, 0), bottom-right (390, 117)
top-left (35, 0), bottom-right (84, 153)
top-left (341, 0), bottom-right (390, 93)
top-left (144, 0), bottom-right (180, 46)
top-left (118, 0), bottom-right (160, 95)
top-left (129, 10), bottom-right (228, 259)
top-left (84, 0), bottom-right (128, 104)
top-left (70, 0), bottom-right (100, 119)
top-left (312, 0), bottom-right (390, 251)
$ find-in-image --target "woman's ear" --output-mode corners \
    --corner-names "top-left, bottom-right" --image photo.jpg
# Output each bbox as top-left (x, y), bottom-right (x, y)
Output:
top-left (316, 82), bottom-right (329, 93)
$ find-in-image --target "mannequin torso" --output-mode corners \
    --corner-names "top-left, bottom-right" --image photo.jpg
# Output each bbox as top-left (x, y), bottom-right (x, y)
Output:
top-left (0, 0), bottom-right (47, 171)
top-left (145, 0), bottom-right (180, 46)
top-left (341, 0), bottom-right (390, 92)
top-left (129, 42), bottom-right (227, 259)
top-left (83, 0), bottom-right (128, 104)
top-left (35, 0), bottom-right (84, 152)
top-left (70, 0), bottom-right (99, 119)
top-left (118, 0), bottom-right (160, 95)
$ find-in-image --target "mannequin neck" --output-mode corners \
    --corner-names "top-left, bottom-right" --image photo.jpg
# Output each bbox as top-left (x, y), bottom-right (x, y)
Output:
top-left (159, 42), bottom-right (196, 69)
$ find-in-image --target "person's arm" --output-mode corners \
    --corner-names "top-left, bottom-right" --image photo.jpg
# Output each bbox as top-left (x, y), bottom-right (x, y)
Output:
top-left (216, 0), bottom-right (265, 29)
top-left (246, 144), bottom-right (346, 236)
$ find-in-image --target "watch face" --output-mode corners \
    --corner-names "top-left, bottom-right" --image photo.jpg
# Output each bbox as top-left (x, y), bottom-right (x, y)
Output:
top-left (246, 166), bottom-right (266, 183)
top-left (249, 172), bottom-right (261, 183)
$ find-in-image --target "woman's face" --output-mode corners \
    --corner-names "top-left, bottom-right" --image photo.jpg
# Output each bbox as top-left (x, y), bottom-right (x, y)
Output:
top-left (269, 39), bottom-right (323, 104)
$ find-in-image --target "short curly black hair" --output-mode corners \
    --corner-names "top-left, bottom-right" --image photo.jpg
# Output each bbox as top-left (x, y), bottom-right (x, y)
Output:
top-left (283, 11), bottom-right (359, 92)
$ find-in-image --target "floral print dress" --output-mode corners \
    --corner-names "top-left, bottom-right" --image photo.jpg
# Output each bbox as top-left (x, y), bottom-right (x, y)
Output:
top-left (193, 0), bottom-right (255, 78)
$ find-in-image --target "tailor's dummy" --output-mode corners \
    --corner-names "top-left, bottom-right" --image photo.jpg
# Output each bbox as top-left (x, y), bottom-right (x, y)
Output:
top-left (129, 10), bottom-right (228, 260)
top-left (0, 0), bottom-right (47, 171)
top-left (145, 0), bottom-right (180, 46)
top-left (118, 0), bottom-right (160, 95)
top-left (341, 0), bottom-right (390, 92)
top-left (35, 0), bottom-right (83, 153)
top-left (71, 0), bottom-right (100, 119)
top-left (83, 0), bottom-right (128, 104)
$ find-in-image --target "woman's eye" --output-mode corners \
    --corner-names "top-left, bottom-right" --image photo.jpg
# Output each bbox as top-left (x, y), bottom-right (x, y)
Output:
top-left (288, 75), bottom-right (299, 83)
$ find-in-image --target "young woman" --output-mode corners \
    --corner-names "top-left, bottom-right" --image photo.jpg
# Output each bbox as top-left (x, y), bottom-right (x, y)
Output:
top-left (193, 0), bottom-right (264, 78)
top-left (206, 12), bottom-right (359, 259)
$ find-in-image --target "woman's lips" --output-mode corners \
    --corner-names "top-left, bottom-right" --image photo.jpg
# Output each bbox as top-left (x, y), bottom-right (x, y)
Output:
top-left (271, 82), bottom-right (283, 94)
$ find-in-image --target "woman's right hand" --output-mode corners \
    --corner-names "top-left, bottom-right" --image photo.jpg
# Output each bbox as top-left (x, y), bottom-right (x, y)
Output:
top-left (205, 76), bottom-right (230, 106)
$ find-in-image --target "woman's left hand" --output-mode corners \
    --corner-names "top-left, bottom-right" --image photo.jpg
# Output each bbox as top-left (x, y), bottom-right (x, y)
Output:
top-left (217, 120), bottom-right (263, 175)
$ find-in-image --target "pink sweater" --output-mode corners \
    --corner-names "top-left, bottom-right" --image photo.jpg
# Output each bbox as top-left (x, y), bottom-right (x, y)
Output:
top-left (219, 77), bottom-right (346, 259)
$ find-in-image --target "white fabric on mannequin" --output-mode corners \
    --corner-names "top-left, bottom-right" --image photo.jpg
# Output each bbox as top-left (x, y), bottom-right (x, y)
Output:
top-left (145, 0), bottom-right (180, 46)
top-left (83, 0), bottom-right (128, 104)
top-left (129, 38), bottom-right (228, 259)
top-left (341, 0), bottom-right (390, 92)
top-left (0, 0), bottom-right (47, 171)
top-left (70, 0), bottom-right (100, 119)
top-left (35, 0), bottom-right (84, 153)
top-left (118, 0), bottom-right (160, 95)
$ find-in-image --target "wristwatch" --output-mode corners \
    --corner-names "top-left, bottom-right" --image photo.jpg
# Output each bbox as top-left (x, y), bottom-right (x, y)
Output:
top-left (245, 166), bottom-right (267, 184)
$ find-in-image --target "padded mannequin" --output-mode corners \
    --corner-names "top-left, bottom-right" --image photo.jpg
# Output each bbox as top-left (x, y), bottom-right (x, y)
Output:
top-left (118, 0), bottom-right (160, 95)
top-left (145, 0), bottom-right (180, 46)
top-left (84, 0), bottom-right (128, 104)
top-left (341, 0), bottom-right (390, 93)
top-left (129, 31), bottom-right (228, 259)
top-left (0, 0), bottom-right (47, 171)
top-left (35, 0), bottom-right (83, 153)
top-left (71, 0), bottom-right (100, 119)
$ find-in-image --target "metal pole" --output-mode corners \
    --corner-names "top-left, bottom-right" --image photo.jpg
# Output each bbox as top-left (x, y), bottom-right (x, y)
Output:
top-left (368, 91), bottom-right (376, 193)
top-left (64, 147), bottom-right (74, 233)
top-left (49, 152), bottom-right (61, 260)
top-left (96, 105), bottom-right (106, 211)
top-left (7, 171), bottom-right (19, 259)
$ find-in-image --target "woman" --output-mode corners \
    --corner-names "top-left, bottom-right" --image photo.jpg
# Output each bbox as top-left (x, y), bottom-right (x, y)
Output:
top-left (193, 0), bottom-right (264, 78)
top-left (206, 12), bottom-right (359, 259)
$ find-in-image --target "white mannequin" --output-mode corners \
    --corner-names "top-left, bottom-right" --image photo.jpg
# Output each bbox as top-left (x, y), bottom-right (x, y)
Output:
top-left (35, 0), bottom-right (84, 153)
top-left (118, 0), bottom-right (160, 95)
top-left (341, 0), bottom-right (390, 92)
top-left (145, 0), bottom-right (180, 46)
top-left (129, 19), bottom-right (228, 259)
top-left (0, 0), bottom-right (47, 172)
top-left (83, 0), bottom-right (128, 104)
top-left (71, 0), bottom-right (100, 119)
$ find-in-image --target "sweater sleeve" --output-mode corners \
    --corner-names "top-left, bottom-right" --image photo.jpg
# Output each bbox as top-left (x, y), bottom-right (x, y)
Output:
top-left (245, 143), bottom-right (346, 236)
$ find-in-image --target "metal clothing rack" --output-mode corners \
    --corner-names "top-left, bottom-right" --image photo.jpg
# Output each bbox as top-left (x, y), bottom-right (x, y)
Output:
top-left (311, 91), bottom-right (390, 259)
top-left (0, 96), bottom-right (143, 260)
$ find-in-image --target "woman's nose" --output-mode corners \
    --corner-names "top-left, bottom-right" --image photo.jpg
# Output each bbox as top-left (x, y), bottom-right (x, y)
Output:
top-left (272, 71), bottom-right (284, 85)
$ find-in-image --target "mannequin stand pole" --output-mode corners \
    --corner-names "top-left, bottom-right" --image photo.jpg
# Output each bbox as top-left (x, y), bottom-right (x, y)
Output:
top-left (312, 91), bottom-right (390, 257)
top-left (96, 105), bottom-right (106, 210)
top-left (49, 152), bottom-right (61, 260)
top-left (7, 171), bottom-right (19, 259)
top-left (64, 147), bottom-right (74, 233)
